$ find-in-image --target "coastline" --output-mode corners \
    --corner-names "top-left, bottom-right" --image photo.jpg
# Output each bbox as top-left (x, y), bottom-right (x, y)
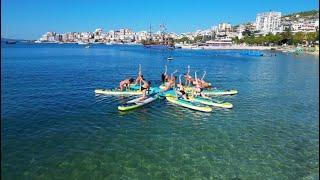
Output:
top-left (202, 45), bottom-right (272, 50)
top-left (304, 51), bottom-right (319, 56)
top-left (179, 44), bottom-right (319, 56)
top-left (177, 44), bottom-right (273, 50)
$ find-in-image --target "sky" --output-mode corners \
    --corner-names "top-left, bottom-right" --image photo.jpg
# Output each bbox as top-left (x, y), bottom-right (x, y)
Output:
top-left (1, 0), bottom-right (319, 39)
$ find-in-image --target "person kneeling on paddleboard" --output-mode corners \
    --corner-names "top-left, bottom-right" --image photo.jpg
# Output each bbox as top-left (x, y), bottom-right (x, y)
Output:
top-left (119, 78), bottom-right (134, 91)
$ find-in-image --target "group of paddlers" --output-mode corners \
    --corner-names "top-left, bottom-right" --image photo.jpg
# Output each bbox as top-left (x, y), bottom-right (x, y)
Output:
top-left (118, 65), bottom-right (212, 100)
top-left (160, 65), bottom-right (210, 99)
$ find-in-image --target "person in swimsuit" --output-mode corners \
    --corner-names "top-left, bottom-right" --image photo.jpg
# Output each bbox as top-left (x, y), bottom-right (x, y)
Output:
top-left (162, 69), bottom-right (177, 91)
top-left (140, 78), bottom-right (151, 100)
top-left (119, 78), bottom-right (134, 91)
top-left (134, 64), bottom-right (143, 85)
top-left (176, 75), bottom-right (188, 100)
top-left (196, 79), bottom-right (211, 88)
top-left (162, 76), bottom-right (176, 91)
top-left (161, 65), bottom-right (170, 84)
top-left (161, 73), bottom-right (170, 84)
top-left (194, 82), bottom-right (206, 98)
top-left (198, 71), bottom-right (211, 88)
top-left (184, 73), bottom-right (194, 86)
top-left (184, 65), bottom-right (194, 86)
top-left (134, 74), bottom-right (144, 85)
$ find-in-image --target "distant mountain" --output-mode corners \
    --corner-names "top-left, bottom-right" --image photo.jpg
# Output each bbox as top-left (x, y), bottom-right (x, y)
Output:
top-left (1, 38), bottom-right (16, 42)
top-left (1, 38), bottom-right (34, 43)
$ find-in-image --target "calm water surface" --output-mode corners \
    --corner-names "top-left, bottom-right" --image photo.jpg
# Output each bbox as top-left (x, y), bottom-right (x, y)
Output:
top-left (1, 44), bottom-right (319, 179)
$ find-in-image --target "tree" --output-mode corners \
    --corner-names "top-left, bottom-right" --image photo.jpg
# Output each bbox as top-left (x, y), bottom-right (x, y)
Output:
top-left (280, 28), bottom-right (293, 45)
top-left (305, 32), bottom-right (318, 44)
top-left (292, 32), bottom-right (305, 45)
top-left (242, 29), bottom-right (253, 37)
top-left (193, 36), bottom-right (203, 43)
top-left (175, 37), bottom-right (190, 43)
top-left (316, 31), bottom-right (319, 42)
top-left (232, 37), bottom-right (240, 44)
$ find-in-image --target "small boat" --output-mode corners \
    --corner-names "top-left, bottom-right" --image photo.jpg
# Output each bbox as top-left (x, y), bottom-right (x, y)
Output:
top-left (167, 56), bottom-right (173, 60)
top-left (85, 46), bottom-right (90, 48)
top-left (78, 41), bottom-right (88, 45)
top-left (6, 40), bottom-right (16, 44)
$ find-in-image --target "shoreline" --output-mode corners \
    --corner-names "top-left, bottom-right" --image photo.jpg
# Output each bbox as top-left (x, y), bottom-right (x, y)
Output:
top-left (179, 45), bottom-right (319, 55)
top-left (6, 42), bottom-right (319, 56)
top-left (303, 51), bottom-right (319, 56)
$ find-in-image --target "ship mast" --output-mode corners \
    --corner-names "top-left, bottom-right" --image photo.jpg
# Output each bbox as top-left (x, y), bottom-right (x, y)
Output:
top-left (5, 26), bottom-right (8, 39)
top-left (160, 23), bottom-right (166, 45)
top-left (149, 24), bottom-right (152, 42)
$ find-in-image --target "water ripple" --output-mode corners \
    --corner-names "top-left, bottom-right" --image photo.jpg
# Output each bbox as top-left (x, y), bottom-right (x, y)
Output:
top-left (1, 44), bottom-right (318, 179)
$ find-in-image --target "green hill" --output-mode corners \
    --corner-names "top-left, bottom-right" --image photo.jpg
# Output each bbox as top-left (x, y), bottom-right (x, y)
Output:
top-left (283, 10), bottom-right (319, 19)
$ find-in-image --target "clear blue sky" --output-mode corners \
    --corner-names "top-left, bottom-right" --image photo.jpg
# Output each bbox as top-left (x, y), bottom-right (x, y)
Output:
top-left (1, 0), bottom-right (319, 39)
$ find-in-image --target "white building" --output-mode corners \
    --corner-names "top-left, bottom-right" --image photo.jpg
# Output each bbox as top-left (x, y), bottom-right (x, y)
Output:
top-left (218, 23), bottom-right (232, 32)
top-left (255, 11), bottom-right (282, 34)
top-left (95, 28), bottom-right (103, 36)
top-left (211, 26), bottom-right (218, 33)
top-left (62, 34), bottom-right (68, 42)
top-left (236, 25), bottom-right (246, 33)
top-left (291, 18), bottom-right (319, 32)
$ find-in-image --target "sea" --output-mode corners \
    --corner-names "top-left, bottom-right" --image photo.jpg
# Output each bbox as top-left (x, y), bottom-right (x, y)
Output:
top-left (1, 43), bottom-right (319, 179)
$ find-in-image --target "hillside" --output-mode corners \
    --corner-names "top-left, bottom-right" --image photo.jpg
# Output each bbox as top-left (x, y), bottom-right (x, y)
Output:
top-left (282, 10), bottom-right (319, 20)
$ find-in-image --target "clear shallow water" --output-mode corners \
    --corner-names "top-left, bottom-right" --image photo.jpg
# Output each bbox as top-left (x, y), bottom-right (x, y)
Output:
top-left (1, 43), bottom-right (319, 179)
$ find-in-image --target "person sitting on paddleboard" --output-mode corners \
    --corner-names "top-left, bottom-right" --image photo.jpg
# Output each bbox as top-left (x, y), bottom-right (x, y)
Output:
top-left (184, 65), bottom-right (194, 86)
top-left (193, 71), bottom-right (206, 98)
top-left (119, 78), bottom-right (134, 91)
top-left (184, 73), bottom-right (194, 86)
top-left (195, 71), bottom-right (211, 88)
top-left (196, 79), bottom-right (211, 88)
top-left (163, 76), bottom-right (176, 91)
top-left (162, 69), bottom-right (177, 90)
top-left (161, 65), bottom-right (170, 86)
top-left (176, 75), bottom-right (188, 100)
top-left (161, 73), bottom-right (170, 84)
top-left (194, 82), bottom-right (206, 98)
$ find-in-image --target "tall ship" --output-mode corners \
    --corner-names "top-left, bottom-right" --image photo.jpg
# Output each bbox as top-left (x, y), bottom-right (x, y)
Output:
top-left (142, 24), bottom-right (174, 49)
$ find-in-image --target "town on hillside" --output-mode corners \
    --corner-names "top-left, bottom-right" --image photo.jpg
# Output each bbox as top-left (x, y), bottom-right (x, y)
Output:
top-left (36, 10), bottom-right (319, 52)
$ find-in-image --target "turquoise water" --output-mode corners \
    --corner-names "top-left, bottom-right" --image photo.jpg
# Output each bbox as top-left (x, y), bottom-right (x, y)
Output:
top-left (1, 43), bottom-right (319, 179)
